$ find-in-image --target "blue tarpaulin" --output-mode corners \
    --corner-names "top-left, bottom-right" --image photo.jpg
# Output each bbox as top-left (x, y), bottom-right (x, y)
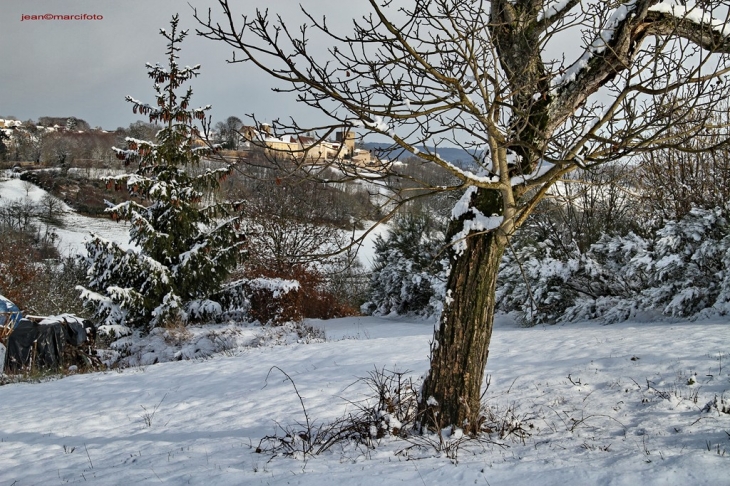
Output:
top-left (0, 294), bottom-right (22, 327)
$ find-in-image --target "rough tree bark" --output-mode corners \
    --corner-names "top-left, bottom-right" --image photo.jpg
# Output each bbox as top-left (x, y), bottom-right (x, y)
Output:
top-left (421, 188), bottom-right (507, 434)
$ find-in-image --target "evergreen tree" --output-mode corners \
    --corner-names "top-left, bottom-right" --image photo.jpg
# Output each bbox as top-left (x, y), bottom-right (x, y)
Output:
top-left (363, 211), bottom-right (447, 317)
top-left (78, 15), bottom-right (243, 330)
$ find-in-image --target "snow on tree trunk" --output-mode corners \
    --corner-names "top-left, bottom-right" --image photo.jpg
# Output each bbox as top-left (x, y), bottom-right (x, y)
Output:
top-left (421, 188), bottom-right (506, 435)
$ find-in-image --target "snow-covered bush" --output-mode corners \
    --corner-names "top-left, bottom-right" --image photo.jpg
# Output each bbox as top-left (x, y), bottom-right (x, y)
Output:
top-left (498, 239), bottom-right (584, 324)
top-left (499, 206), bottom-right (730, 324)
top-left (642, 207), bottom-right (729, 317)
top-left (362, 212), bottom-right (448, 317)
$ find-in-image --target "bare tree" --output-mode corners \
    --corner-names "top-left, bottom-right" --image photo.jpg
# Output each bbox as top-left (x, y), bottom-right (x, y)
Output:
top-left (214, 115), bottom-right (244, 149)
top-left (637, 101), bottom-right (730, 220)
top-left (239, 178), bottom-right (348, 272)
top-left (196, 0), bottom-right (730, 433)
top-left (40, 132), bottom-right (76, 166)
top-left (124, 121), bottom-right (160, 141)
top-left (0, 197), bottom-right (38, 233)
top-left (526, 161), bottom-right (642, 256)
top-left (38, 193), bottom-right (65, 226)
top-left (0, 131), bottom-right (9, 162)
top-left (13, 130), bottom-right (43, 163)
top-left (22, 180), bottom-right (34, 197)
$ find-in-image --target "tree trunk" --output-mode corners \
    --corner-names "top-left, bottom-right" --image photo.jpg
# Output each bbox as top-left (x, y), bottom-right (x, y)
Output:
top-left (420, 189), bottom-right (506, 435)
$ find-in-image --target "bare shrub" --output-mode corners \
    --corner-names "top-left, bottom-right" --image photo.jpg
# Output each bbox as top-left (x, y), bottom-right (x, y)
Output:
top-left (161, 317), bottom-right (193, 347)
top-left (256, 367), bottom-right (362, 459)
top-left (480, 402), bottom-right (533, 443)
top-left (255, 367), bottom-right (528, 462)
top-left (703, 395), bottom-right (730, 415)
top-left (346, 368), bottom-right (420, 439)
top-left (638, 104), bottom-right (730, 221)
top-left (256, 367), bottom-right (420, 460)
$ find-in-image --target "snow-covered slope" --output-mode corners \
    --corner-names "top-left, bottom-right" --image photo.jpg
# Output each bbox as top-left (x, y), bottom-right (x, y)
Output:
top-left (0, 177), bottom-right (134, 255)
top-left (1, 316), bottom-right (728, 485)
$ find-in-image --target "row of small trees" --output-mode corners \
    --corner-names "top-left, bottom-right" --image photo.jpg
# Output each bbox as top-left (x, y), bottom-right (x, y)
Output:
top-left (499, 206), bottom-right (730, 323)
top-left (0, 114), bottom-right (245, 168)
top-left (0, 125), bottom-right (117, 167)
top-left (366, 129), bottom-right (730, 324)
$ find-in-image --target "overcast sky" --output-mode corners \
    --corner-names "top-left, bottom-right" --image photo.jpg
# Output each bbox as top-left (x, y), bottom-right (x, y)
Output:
top-left (0, 0), bottom-right (372, 130)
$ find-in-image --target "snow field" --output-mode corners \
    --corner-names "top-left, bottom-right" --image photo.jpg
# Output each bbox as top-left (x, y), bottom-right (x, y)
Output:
top-left (1, 316), bottom-right (728, 485)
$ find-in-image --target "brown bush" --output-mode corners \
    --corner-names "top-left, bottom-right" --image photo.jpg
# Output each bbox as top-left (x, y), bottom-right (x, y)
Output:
top-left (0, 229), bottom-right (86, 317)
top-left (242, 278), bottom-right (303, 325)
top-left (240, 265), bottom-right (359, 320)
top-left (0, 231), bottom-right (47, 312)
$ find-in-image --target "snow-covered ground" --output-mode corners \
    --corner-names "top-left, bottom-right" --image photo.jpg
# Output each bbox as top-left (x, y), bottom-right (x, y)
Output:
top-left (0, 177), bottom-right (133, 255)
top-left (1, 316), bottom-right (728, 485)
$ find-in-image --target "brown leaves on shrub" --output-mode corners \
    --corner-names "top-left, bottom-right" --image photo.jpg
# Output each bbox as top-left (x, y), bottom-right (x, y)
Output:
top-left (238, 265), bottom-right (359, 321)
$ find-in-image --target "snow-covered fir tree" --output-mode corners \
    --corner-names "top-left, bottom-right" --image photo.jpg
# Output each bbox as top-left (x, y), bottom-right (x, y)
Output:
top-left (363, 211), bottom-right (447, 317)
top-left (78, 15), bottom-right (243, 330)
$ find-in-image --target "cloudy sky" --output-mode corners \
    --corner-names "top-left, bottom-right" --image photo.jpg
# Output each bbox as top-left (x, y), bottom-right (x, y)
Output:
top-left (1, 0), bottom-right (371, 130)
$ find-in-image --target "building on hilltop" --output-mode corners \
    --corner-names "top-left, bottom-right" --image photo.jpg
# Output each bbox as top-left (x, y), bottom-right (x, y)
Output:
top-left (239, 123), bottom-right (374, 166)
top-left (0, 119), bottom-right (23, 129)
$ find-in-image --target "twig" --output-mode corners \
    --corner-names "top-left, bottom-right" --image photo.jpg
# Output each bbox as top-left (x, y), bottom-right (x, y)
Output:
top-left (567, 374), bottom-right (582, 386)
top-left (140, 393), bottom-right (168, 427)
top-left (264, 366), bottom-right (312, 457)
top-left (84, 443), bottom-right (93, 469)
top-left (480, 374), bottom-right (492, 400)
top-left (413, 462), bottom-right (427, 486)
top-left (645, 379), bottom-right (670, 400)
top-left (629, 377), bottom-right (642, 391)
top-left (507, 377), bottom-right (518, 394)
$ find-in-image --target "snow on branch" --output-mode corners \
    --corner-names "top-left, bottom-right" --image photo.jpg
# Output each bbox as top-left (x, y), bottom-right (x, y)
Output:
top-left (648, 3), bottom-right (730, 37)
top-left (552, 0), bottom-right (639, 90)
top-left (538, 0), bottom-right (576, 23)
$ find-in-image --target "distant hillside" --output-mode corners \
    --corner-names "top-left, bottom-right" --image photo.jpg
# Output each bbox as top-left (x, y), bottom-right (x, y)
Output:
top-left (361, 142), bottom-right (482, 168)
